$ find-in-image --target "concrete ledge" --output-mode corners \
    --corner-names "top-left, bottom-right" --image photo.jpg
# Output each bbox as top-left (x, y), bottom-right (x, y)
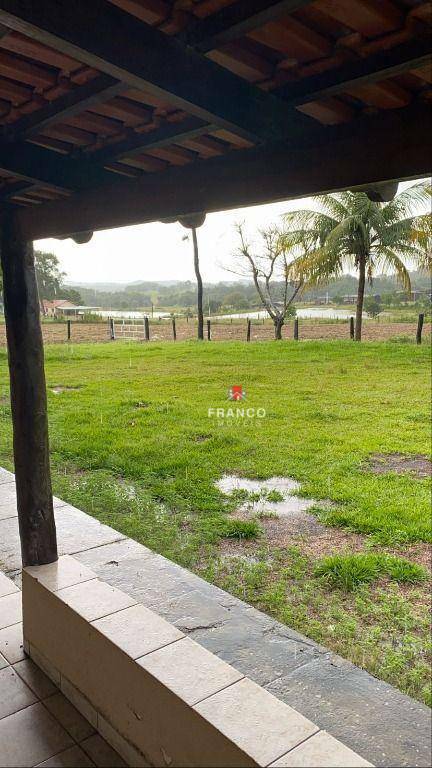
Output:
top-left (22, 556), bottom-right (372, 768)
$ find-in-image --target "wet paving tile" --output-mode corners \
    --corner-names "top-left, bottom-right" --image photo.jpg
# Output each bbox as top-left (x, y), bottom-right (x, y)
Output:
top-left (0, 506), bottom-right (126, 572)
top-left (0, 702), bottom-right (74, 768)
top-left (0, 622), bottom-right (25, 664)
top-left (0, 666), bottom-right (38, 719)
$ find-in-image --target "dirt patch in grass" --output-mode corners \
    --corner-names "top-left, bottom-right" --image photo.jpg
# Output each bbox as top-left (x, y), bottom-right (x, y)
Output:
top-left (218, 518), bottom-right (431, 572)
top-left (367, 453), bottom-right (431, 479)
top-left (192, 434), bottom-right (211, 443)
top-left (388, 543), bottom-right (432, 572)
top-left (51, 385), bottom-right (82, 394)
top-left (218, 517), bottom-right (365, 560)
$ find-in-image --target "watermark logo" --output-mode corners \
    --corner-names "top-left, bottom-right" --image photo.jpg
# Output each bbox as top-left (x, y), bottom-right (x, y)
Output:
top-left (228, 385), bottom-right (246, 401)
top-left (208, 386), bottom-right (266, 427)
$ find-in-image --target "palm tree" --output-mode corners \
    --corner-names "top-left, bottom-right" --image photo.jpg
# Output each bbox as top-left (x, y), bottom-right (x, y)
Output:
top-left (281, 182), bottom-right (431, 340)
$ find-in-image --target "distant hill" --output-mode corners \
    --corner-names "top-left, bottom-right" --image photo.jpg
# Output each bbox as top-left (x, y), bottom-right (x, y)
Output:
top-left (64, 281), bottom-right (129, 292)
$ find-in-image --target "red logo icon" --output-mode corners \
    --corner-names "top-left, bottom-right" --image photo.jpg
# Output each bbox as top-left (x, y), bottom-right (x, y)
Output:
top-left (228, 385), bottom-right (246, 401)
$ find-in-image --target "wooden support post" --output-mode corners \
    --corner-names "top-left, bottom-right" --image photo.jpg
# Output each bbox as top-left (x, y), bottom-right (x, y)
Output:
top-left (207, 319), bottom-right (211, 341)
top-left (246, 319), bottom-right (251, 342)
top-left (109, 317), bottom-right (115, 340)
top-left (416, 313), bottom-right (424, 345)
top-left (349, 316), bottom-right (355, 340)
top-left (0, 213), bottom-right (58, 566)
top-left (144, 316), bottom-right (150, 341)
top-left (294, 317), bottom-right (299, 340)
top-left (172, 317), bottom-right (177, 341)
top-left (67, 319), bottom-right (71, 340)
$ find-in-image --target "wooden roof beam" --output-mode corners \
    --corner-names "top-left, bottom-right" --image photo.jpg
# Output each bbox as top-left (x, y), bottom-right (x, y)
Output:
top-left (0, 137), bottom-right (115, 191)
top-left (0, 178), bottom-right (33, 200)
top-left (182, 1), bottom-right (314, 52)
top-left (276, 37), bottom-right (432, 105)
top-left (0, 0), bottom-right (309, 143)
top-left (14, 103), bottom-right (432, 241)
top-left (89, 116), bottom-right (214, 165)
top-left (4, 74), bottom-right (125, 139)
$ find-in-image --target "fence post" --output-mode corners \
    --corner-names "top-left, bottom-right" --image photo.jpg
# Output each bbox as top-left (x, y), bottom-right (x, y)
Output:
top-left (246, 319), bottom-right (251, 342)
top-left (416, 313), bottom-right (424, 345)
top-left (109, 318), bottom-right (115, 340)
top-left (349, 316), bottom-right (355, 340)
top-left (67, 320), bottom-right (71, 341)
top-left (207, 319), bottom-right (211, 341)
top-left (294, 317), bottom-right (299, 340)
top-left (172, 317), bottom-right (177, 341)
top-left (144, 316), bottom-right (150, 341)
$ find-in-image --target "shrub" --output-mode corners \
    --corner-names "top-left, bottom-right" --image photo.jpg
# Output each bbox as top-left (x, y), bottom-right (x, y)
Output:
top-left (220, 519), bottom-right (261, 540)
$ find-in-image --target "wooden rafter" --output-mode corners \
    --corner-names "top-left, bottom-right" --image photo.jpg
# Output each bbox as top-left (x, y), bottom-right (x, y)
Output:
top-left (277, 37), bottom-right (432, 105)
top-left (89, 116), bottom-right (214, 164)
top-left (0, 0), bottom-right (309, 143)
top-left (0, 179), bottom-right (32, 200)
top-left (15, 104), bottom-right (432, 241)
top-left (181, 0), bottom-right (313, 52)
top-left (5, 74), bottom-right (125, 139)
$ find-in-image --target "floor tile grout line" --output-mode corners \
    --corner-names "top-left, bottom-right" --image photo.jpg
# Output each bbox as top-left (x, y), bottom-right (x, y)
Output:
top-left (0, 618), bottom-right (23, 632)
top-left (191, 674), bottom-right (245, 708)
top-left (67, 537), bottom-right (128, 557)
top-left (12, 663), bottom-right (60, 703)
top-left (0, 696), bottom-right (41, 723)
top-left (264, 726), bottom-right (321, 767)
top-left (40, 694), bottom-right (94, 749)
top-left (134, 635), bottom-right (185, 663)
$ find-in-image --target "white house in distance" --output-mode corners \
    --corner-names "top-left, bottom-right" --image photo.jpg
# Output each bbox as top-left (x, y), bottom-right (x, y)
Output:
top-left (40, 300), bottom-right (101, 318)
top-left (40, 299), bottom-right (76, 318)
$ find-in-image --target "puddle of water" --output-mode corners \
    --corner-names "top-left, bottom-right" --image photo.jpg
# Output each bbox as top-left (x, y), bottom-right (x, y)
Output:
top-left (216, 475), bottom-right (319, 519)
top-left (51, 385), bottom-right (82, 394)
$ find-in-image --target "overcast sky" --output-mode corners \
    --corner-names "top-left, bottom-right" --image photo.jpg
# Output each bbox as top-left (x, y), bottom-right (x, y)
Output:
top-left (35, 181), bottom-right (427, 285)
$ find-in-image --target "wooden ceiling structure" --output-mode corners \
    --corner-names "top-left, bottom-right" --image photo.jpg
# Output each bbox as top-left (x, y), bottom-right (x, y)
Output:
top-left (0, 0), bottom-right (431, 569)
top-left (0, 0), bottom-right (430, 241)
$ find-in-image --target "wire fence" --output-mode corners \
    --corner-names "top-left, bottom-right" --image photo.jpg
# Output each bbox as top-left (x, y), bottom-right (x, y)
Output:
top-left (0, 315), bottom-right (429, 346)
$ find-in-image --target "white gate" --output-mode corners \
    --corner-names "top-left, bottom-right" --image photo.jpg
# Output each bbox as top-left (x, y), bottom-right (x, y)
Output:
top-left (111, 317), bottom-right (147, 340)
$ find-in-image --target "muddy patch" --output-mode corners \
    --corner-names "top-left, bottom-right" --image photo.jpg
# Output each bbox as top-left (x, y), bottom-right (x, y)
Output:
top-left (218, 524), bottom-right (366, 562)
top-left (51, 385), bottom-right (82, 395)
top-left (367, 453), bottom-right (431, 479)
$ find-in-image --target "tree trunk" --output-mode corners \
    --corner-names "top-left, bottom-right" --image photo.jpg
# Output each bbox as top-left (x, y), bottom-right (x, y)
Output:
top-left (274, 319), bottom-right (284, 340)
top-left (355, 254), bottom-right (366, 341)
top-left (192, 227), bottom-right (204, 340)
top-left (0, 213), bottom-right (58, 566)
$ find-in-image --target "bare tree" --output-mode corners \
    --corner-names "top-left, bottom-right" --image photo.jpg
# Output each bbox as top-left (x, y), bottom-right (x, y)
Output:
top-left (233, 223), bottom-right (303, 340)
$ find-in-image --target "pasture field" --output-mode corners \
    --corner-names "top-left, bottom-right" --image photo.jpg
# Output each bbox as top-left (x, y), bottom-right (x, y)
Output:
top-left (0, 340), bottom-right (430, 704)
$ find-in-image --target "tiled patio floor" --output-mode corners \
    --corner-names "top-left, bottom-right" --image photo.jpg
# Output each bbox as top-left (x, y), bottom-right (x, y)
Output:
top-left (1, 467), bottom-right (431, 768)
top-left (0, 472), bottom-right (125, 768)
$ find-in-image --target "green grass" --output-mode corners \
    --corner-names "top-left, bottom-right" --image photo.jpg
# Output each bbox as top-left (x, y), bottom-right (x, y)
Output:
top-left (314, 553), bottom-right (428, 591)
top-left (220, 519), bottom-right (261, 539)
top-left (0, 339), bottom-right (430, 703)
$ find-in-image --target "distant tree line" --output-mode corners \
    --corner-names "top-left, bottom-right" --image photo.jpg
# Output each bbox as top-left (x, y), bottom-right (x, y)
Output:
top-left (70, 271), bottom-right (431, 314)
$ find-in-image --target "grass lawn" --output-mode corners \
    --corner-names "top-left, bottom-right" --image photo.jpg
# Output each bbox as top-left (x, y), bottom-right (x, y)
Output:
top-left (0, 340), bottom-right (430, 704)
